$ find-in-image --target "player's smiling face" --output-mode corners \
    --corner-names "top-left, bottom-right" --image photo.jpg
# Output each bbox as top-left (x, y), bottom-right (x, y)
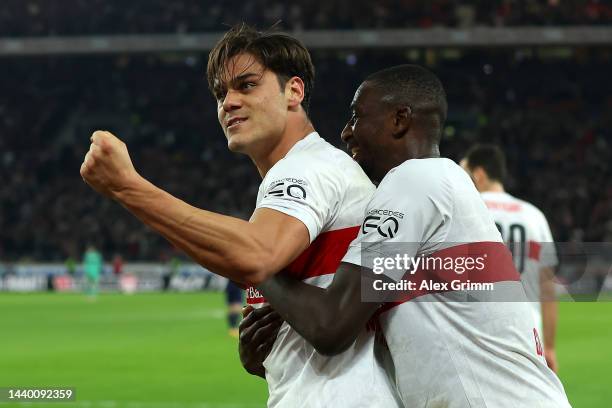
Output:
top-left (214, 53), bottom-right (289, 156)
top-left (341, 81), bottom-right (395, 183)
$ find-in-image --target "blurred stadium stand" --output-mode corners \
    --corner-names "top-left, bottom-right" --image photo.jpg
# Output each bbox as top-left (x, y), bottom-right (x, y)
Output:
top-left (1, 0), bottom-right (611, 37)
top-left (0, 2), bottom-right (610, 294)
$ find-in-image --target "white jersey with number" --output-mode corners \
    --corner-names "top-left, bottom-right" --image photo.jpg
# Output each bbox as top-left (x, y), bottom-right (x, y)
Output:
top-left (481, 191), bottom-right (558, 335)
top-left (246, 132), bottom-right (401, 408)
top-left (342, 158), bottom-right (570, 408)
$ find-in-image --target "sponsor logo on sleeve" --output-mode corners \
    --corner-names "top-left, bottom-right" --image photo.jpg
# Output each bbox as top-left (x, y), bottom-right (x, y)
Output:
top-left (264, 178), bottom-right (308, 200)
top-left (362, 209), bottom-right (403, 238)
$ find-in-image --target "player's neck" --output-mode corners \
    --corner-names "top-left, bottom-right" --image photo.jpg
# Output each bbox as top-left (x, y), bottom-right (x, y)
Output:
top-left (482, 181), bottom-right (505, 193)
top-left (417, 144), bottom-right (440, 159)
top-left (252, 119), bottom-right (315, 178)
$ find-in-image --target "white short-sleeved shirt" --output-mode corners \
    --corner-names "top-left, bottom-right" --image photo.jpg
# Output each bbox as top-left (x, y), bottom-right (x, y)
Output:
top-left (246, 133), bottom-right (400, 408)
top-left (343, 158), bottom-right (570, 408)
top-left (481, 191), bottom-right (558, 334)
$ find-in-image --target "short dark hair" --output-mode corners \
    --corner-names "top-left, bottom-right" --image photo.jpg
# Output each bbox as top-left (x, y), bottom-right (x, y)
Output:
top-left (464, 144), bottom-right (507, 182)
top-left (365, 64), bottom-right (447, 140)
top-left (207, 23), bottom-right (315, 114)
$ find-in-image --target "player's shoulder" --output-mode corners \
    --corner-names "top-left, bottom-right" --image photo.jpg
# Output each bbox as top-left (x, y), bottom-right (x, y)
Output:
top-left (281, 133), bottom-right (368, 179)
top-left (393, 157), bottom-right (461, 176)
top-left (274, 132), bottom-right (344, 168)
top-left (264, 132), bottom-right (373, 197)
top-left (505, 193), bottom-right (549, 222)
top-left (383, 157), bottom-right (463, 190)
top-left (295, 132), bottom-right (362, 169)
top-left (371, 158), bottom-right (465, 214)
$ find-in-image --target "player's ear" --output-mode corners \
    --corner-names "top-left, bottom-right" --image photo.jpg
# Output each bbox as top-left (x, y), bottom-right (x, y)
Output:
top-left (392, 106), bottom-right (411, 139)
top-left (285, 76), bottom-right (305, 110)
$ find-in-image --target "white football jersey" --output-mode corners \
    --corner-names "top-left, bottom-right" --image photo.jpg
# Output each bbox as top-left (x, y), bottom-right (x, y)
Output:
top-left (481, 191), bottom-right (558, 335)
top-left (343, 158), bottom-right (570, 408)
top-left (246, 133), bottom-right (401, 408)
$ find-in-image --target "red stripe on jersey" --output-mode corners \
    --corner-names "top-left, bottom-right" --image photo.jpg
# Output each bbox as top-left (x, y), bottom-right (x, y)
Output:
top-left (484, 201), bottom-right (521, 212)
top-left (528, 241), bottom-right (541, 261)
top-left (246, 226), bottom-right (360, 305)
top-left (378, 241), bottom-right (520, 313)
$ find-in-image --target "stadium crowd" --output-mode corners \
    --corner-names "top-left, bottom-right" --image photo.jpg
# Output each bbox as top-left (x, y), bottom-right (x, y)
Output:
top-left (1, 48), bottom-right (611, 261)
top-left (1, 0), bottom-right (612, 37)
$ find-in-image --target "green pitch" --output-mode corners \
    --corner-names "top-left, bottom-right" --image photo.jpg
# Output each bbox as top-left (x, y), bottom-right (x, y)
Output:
top-left (0, 292), bottom-right (611, 407)
top-left (0, 292), bottom-right (267, 408)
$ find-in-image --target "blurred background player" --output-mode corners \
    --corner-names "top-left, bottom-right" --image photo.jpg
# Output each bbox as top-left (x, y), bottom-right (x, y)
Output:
top-left (112, 253), bottom-right (124, 276)
top-left (64, 254), bottom-right (77, 277)
top-left (461, 144), bottom-right (560, 372)
top-left (162, 255), bottom-right (181, 291)
top-left (225, 280), bottom-right (243, 338)
top-left (82, 244), bottom-right (103, 297)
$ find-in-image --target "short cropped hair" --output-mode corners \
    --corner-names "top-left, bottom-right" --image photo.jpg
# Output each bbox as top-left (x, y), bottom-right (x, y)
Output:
top-left (365, 64), bottom-right (447, 140)
top-left (207, 23), bottom-right (315, 114)
top-left (464, 144), bottom-right (507, 182)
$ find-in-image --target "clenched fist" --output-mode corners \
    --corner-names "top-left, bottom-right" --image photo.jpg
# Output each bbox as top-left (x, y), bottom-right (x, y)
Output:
top-left (80, 130), bottom-right (140, 199)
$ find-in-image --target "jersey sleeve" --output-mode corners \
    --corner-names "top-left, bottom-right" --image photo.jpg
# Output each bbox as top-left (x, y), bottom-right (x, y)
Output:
top-left (342, 165), bottom-right (449, 281)
top-left (256, 156), bottom-right (343, 243)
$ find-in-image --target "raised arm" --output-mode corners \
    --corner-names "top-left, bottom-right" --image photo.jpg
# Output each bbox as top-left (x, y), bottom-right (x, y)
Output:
top-left (80, 131), bottom-right (310, 286)
top-left (257, 263), bottom-right (386, 356)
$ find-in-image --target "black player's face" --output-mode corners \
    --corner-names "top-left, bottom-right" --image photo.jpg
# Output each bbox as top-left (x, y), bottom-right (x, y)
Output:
top-left (341, 82), bottom-right (394, 183)
top-left (214, 53), bottom-right (289, 156)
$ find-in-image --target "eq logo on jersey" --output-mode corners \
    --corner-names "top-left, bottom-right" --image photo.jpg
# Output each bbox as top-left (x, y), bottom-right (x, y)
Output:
top-left (362, 214), bottom-right (400, 238)
top-left (264, 178), bottom-right (308, 200)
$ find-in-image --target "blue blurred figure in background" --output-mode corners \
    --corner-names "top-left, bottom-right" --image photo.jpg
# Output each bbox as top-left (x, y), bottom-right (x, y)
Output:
top-left (225, 280), bottom-right (243, 338)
